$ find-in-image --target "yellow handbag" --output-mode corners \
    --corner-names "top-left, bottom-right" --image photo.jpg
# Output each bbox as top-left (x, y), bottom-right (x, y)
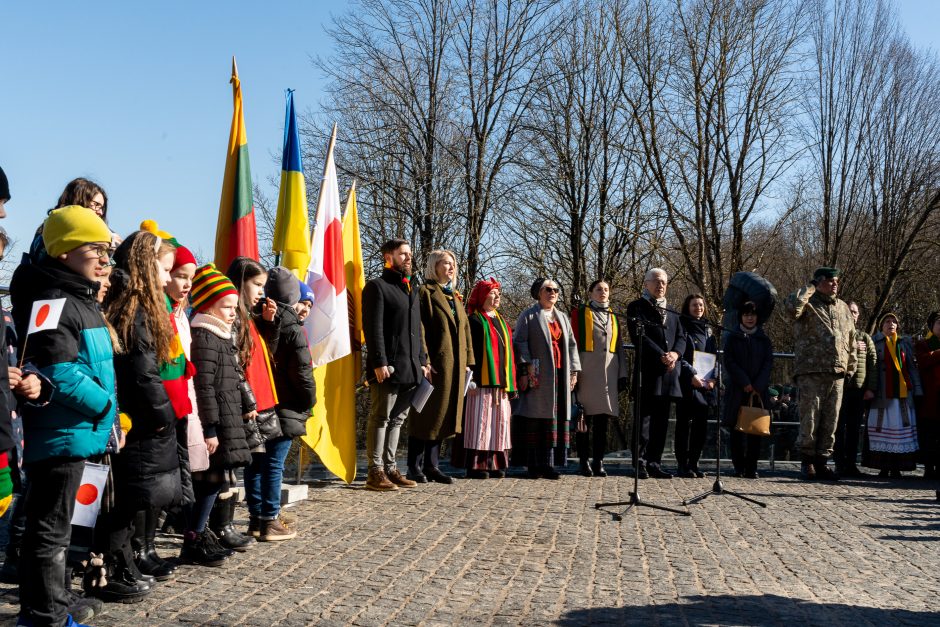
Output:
top-left (735, 392), bottom-right (771, 436)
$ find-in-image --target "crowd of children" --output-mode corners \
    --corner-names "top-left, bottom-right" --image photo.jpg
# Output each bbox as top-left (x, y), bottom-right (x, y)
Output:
top-left (0, 168), bottom-right (317, 627)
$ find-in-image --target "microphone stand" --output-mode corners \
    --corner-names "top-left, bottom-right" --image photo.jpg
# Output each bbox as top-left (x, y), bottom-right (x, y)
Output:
top-left (595, 310), bottom-right (690, 520)
top-left (679, 314), bottom-right (766, 508)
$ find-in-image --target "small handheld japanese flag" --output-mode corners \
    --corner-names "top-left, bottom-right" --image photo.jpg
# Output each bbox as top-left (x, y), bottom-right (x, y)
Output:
top-left (71, 462), bottom-right (109, 527)
top-left (27, 298), bottom-right (67, 335)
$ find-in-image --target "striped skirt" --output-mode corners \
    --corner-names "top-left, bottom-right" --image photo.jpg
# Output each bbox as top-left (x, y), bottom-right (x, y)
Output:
top-left (463, 388), bottom-right (512, 452)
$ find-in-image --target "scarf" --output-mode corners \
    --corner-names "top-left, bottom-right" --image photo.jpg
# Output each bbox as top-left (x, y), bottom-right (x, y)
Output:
top-left (244, 319), bottom-right (279, 411)
top-left (883, 332), bottom-right (911, 399)
top-left (548, 318), bottom-right (563, 369)
top-left (643, 289), bottom-right (667, 324)
top-left (440, 282), bottom-right (457, 317)
top-left (474, 311), bottom-right (517, 391)
top-left (385, 261), bottom-right (412, 293)
top-left (573, 303), bottom-right (619, 353)
top-left (160, 295), bottom-right (194, 419)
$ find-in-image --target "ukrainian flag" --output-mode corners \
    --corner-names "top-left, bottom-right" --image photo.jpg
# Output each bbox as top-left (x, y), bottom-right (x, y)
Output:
top-left (273, 89), bottom-right (310, 278)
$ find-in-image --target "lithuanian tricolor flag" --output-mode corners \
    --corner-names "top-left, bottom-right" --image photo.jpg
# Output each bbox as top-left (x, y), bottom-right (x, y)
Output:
top-left (273, 89), bottom-right (310, 279)
top-left (214, 57), bottom-right (259, 270)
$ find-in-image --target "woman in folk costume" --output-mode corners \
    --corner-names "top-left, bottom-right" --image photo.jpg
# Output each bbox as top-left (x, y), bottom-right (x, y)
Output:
top-left (570, 280), bottom-right (628, 477)
top-left (914, 311), bottom-right (940, 479)
top-left (452, 278), bottom-right (517, 479)
top-left (514, 278), bottom-right (581, 479)
top-left (863, 312), bottom-right (922, 478)
top-left (406, 250), bottom-right (474, 484)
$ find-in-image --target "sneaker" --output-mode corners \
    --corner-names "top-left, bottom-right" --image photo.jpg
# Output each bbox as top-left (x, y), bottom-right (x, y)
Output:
top-left (386, 468), bottom-right (418, 488)
top-left (366, 468), bottom-right (398, 491)
top-left (259, 518), bottom-right (297, 542)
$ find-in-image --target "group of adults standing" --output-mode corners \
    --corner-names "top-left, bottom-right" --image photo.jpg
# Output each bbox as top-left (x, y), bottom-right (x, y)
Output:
top-left (359, 239), bottom-right (940, 486)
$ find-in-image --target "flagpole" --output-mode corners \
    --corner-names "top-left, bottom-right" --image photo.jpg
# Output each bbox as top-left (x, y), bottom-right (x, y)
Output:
top-left (322, 123), bottom-right (337, 182)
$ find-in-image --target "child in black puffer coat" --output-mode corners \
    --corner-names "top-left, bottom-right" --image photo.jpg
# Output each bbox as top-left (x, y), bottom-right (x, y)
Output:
top-left (181, 264), bottom-right (253, 566)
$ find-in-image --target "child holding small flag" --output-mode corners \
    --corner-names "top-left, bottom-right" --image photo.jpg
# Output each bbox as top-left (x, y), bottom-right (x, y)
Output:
top-left (9, 205), bottom-right (117, 627)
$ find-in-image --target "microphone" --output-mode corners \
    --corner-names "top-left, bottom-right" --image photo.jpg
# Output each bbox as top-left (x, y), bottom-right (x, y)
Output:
top-left (359, 365), bottom-right (395, 391)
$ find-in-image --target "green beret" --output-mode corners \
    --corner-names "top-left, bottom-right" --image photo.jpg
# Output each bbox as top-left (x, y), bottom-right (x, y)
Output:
top-left (813, 267), bottom-right (840, 280)
top-left (768, 387), bottom-right (780, 397)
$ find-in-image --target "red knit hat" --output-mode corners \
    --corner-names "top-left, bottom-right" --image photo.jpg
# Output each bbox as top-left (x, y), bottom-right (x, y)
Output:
top-left (467, 278), bottom-right (501, 314)
top-left (172, 245), bottom-right (197, 271)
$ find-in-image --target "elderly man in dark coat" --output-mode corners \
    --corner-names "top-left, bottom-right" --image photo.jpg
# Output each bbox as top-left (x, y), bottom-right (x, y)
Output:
top-left (362, 239), bottom-right (430, 492)
top-left (626, 268), bottom-right (686, 479)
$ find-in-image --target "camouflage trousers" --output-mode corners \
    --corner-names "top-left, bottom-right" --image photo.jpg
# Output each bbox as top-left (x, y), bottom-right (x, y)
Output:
top-left (796, 373), bottom-right (845, 458)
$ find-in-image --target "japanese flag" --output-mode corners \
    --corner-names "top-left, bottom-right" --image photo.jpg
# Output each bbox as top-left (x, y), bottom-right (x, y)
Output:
top-left (71, 462), bottom-right (109, 527)
top-left (27, 298), bottom-right (66, 335)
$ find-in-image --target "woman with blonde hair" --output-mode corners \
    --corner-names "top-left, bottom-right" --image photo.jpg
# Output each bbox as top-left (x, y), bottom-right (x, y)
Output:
top-left (406, 250), bottom-right (474, 484)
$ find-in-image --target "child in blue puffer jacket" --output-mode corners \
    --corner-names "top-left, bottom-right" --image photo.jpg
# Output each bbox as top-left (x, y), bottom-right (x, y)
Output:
top-left (10, 205), bottom-right (117, 627)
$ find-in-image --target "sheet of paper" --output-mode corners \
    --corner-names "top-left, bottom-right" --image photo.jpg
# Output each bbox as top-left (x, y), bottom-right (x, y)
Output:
top-left (411, 377), bottom-right (435, 413)
top-left (692, 350), bottom-right (716, 380)
top-left (464, 369), bottom-right (475, 396)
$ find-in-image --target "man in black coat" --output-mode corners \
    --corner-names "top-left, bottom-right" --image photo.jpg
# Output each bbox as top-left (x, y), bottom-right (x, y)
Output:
top-left (362, 239), bottom-right (430, 491)
top-left (626, 268), bottom-right (686, 479)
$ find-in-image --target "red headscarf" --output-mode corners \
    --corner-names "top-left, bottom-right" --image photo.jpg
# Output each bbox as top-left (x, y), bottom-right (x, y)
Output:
top-left (467, 278), bottom-right (501, 314)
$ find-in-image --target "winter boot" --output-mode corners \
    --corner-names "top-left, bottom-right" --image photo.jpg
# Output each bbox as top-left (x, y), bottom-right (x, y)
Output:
top-left (179, 531), bottom-right (229, 567)
top-left (211, 496), bottom-right (255, 552)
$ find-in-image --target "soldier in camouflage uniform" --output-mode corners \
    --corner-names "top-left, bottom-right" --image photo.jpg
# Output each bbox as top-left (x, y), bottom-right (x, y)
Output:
top-left (784, 267), bottom-right (857, 480)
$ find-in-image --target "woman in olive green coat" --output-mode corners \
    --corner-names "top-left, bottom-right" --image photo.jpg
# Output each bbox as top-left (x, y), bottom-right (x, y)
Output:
top-left (407, 250), bottom-right (474, 484)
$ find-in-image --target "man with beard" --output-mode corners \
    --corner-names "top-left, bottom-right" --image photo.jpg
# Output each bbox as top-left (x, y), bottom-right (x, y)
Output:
top-left (362, 239), bottom-right (430, 491)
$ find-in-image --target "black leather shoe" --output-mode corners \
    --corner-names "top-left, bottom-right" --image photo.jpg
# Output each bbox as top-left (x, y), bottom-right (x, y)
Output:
top-left (676, 466), bottom-right (693, 478)
top-left (635, 464), bottom-right (649, 479)
top-left (591, 462), bottom-right (607, 477)
top-left (647, 464), bottom-right (673, 479)
top-left (425, 467), bottom-right (455, 484)
top-left (579, 462), bottom-right (593, 477)
top-left (527, 467), bottom-right (543, 479)
top-left (490, 469), bottom-right (505, 478)
top-left (466, 469), bottom-right (489, 479)
top-left (541, 466), bottom-right (560, 480)
top-left (135, 548), bottom-right (175, 581)
top-left (406, 466), bottom-right (428, 483)
top-left (689, 465), bottom-right (706, 478)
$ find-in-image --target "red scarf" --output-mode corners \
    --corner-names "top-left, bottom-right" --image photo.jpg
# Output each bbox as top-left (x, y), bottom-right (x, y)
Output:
top-left (244, 319), bottom-right (279, 411)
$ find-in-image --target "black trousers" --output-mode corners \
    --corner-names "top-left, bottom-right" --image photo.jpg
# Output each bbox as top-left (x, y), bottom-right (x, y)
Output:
top-left (637, 395), bottom-right (671, 467)
top-left (730, 430), bottom-right (761, 474)
top-left (675, 399), bottom-right (708, 469)
top-left (19, 456), bottom-right (85, 627)
top-left (834, 385), bottom-right (865, 469)
top-left (576, 414), bottom-right (610, 465)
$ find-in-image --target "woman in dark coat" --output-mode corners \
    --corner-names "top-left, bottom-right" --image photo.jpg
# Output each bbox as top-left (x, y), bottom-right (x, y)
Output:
top-left (676, 294), bottom-right (717, 478)
top-left (514, 278), bottom-right (581, 479)
top-left (914, 311), bottom-right (940, 479)
top-left (722, 301), bottom-right (773, 478)
top-left (407, 250), bottom-right (474, 484)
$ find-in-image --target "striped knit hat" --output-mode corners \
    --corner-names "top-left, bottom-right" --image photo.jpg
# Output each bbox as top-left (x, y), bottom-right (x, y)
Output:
top-left (190, 263), bottom-right (238, 313)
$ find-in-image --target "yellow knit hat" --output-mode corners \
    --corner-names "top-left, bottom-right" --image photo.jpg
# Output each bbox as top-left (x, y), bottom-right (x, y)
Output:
top-left (42, 205), bottom-right (112, 258)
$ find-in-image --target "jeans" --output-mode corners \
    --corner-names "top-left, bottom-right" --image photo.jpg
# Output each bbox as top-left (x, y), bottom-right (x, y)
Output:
top-left (366, 382), bottom-right (415, 471)
top-left (244, 436), bottom-right (292, 521)
top-left (19, 456), bottom-right (85, 627)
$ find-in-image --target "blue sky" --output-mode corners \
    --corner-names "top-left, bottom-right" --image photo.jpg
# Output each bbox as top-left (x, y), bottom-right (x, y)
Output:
top-left (0, 0), bottom-right (938, 267)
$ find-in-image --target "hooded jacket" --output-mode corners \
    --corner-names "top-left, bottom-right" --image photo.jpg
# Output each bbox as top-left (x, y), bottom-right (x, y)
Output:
top-left (10, 259), bottom-right (116, 463)
top-left (264, 304), bottom-right (316, 438)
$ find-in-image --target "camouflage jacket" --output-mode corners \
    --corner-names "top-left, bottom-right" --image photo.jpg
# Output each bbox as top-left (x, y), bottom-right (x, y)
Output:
top-left (784, 284), bottom-right (857, 378)
top-left (848, 330), bottom-right (877, 390)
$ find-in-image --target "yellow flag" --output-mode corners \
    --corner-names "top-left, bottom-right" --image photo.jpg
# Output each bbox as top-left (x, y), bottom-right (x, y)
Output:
top-left (302, 182), bottom-right (364, 483)
top-left (272, 90), bottom-right (310, 278)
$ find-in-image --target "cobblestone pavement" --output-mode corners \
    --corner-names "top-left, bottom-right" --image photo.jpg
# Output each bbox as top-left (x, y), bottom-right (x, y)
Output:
top-left (2, 462), bottom-right (939, 626)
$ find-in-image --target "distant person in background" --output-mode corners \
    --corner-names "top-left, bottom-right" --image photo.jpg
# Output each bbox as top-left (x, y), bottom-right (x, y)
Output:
top-left (722, 302), bottom-right (773, 478)
top-left (625, 269), bottom-right (686, 479)
top-left (914, 311), bottom-right (940, 480)
top-left (834, 301), bottom-right (877, 477)
top-left (571, 280), bottom-right (627, 478)
top-left (863, 313), bottom-right (922, 478)
top-left (675, 293), bottom-right (717, 478)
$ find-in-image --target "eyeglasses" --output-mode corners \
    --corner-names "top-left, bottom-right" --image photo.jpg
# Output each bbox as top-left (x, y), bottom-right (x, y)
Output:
top-left (86, 244), bottom-right (114, 263)
top-left (543, 287), bottom-right (560, 293)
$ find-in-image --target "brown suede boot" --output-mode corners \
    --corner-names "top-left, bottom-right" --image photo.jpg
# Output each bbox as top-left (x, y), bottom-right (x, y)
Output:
top-left (259, 518), bottom-right (296, 542)
top-left (366, 468), bottom-right (399, 491)
top-left (386, 468), bottom-right (417, 488)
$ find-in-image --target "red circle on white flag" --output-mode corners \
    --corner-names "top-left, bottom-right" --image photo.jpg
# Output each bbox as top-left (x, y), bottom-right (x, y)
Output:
top-left (35, 304), bottom-right (51, 327)
top-left (76, 483), bottom-right (98, 506)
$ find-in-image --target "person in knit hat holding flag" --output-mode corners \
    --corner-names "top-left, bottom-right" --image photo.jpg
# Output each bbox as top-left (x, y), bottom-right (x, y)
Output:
top-left (9, 205), bottom-right (117, 627)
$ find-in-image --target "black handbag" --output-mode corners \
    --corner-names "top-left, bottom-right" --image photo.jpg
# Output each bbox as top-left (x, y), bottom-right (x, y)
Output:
top-left (256, 407), bottom-right (283, 441)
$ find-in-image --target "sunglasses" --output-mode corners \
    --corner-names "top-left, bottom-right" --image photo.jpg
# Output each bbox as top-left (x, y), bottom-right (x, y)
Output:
top-left (543, 286), bottom-right (560, 293)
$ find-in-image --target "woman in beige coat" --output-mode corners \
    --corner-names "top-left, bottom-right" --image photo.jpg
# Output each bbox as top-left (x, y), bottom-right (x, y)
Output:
top-left (406, 250), bottom-right (474, 484)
